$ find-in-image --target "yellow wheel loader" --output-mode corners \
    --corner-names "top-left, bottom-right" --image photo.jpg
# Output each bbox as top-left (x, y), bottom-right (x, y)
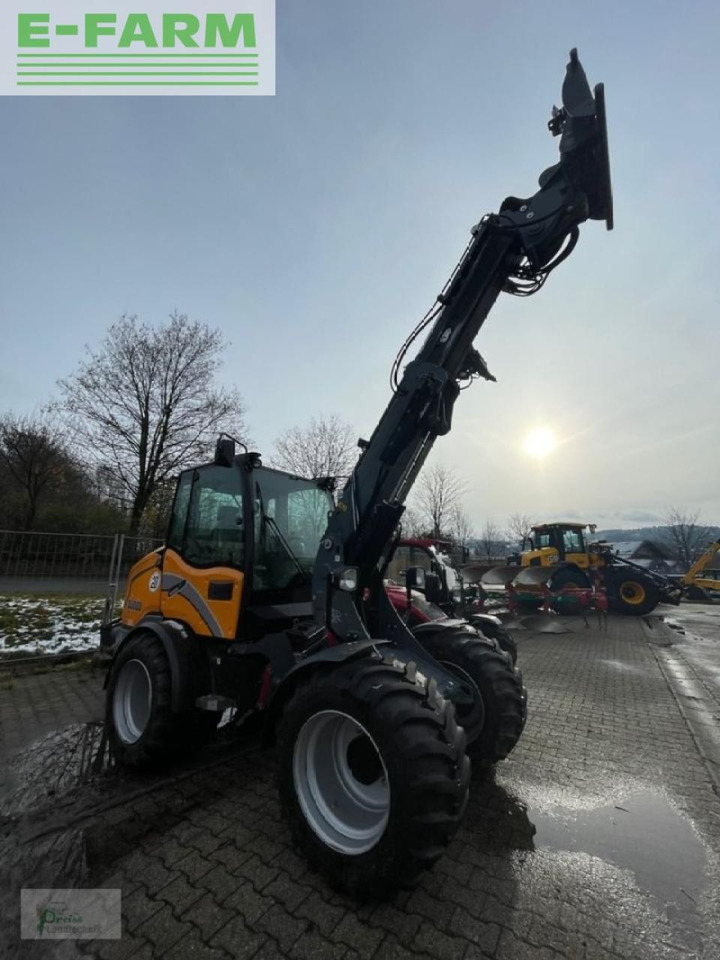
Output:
top-left (482, 522), bottom-right (683, 616)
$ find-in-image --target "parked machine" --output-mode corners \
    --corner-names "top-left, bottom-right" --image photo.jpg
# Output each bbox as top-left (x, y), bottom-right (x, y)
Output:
top-left (679, 539), bottom-right (720, 600)
top-left (385, 537), bottom-right (518, 662)
top-left (102, 49), bottom-right (613, 895)
top-left (483, 521), bottom-right (683, 615)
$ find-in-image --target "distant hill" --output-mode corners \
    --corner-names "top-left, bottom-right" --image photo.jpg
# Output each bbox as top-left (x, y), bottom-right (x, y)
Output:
top-left (595, 525), bottom-right (720, 543)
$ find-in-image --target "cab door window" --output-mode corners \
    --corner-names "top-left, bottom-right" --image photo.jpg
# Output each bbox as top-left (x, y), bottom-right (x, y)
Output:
top-left (385, 545), bottom-right (432, 585)
top-left (183, 466), bottom-right (245, 568)
top-left (386, 544), bottom-right (412, 584)
top-left (167, 471), bottom-right (193, 552)
top-left (562, 529), bottom-right (585, 554)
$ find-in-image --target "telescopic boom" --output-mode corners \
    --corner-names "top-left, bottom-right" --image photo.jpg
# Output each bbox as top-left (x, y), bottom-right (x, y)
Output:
top-left (313, 49), bottom-right (613, 645)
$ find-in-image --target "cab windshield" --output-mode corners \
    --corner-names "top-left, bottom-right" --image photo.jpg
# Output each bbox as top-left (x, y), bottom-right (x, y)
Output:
top-left (253, 467), bottom-right (333, 593)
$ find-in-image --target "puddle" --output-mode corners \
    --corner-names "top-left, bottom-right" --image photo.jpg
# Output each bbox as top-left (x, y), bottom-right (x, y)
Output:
top-left (532, 789), bottom-right (709, 934)
top-left (599, 659), bottom-right (649, 675)
top-left (503, 614), bottom-right (575, 634)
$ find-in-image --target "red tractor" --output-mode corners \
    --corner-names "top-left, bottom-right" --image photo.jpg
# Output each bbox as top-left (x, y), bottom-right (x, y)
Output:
top-left (385, 538), bottom-right (518, 665)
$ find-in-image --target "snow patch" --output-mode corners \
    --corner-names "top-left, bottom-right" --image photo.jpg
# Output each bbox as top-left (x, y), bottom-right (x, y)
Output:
top-left (0, 595), bottom-right (103, 657)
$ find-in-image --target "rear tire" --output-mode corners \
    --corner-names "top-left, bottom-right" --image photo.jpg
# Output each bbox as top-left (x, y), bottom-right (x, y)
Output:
top-left (414, 626), bottom-right (527, 765)
top-left (276, 657), bottom-right (470, 898)
top-left (607, 571), bottom-right (659, 615)
top-left (549, 568), bottom-right (590, 592)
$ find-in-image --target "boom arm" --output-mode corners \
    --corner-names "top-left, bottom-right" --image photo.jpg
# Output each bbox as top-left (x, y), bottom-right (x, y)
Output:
top-left (313, 49), bottom-right (613, 640)
top-left (682, 540), bottom-right (720, 588)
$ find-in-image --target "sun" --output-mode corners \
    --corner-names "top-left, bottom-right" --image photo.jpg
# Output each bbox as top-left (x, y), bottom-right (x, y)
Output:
top-left (522, 427), bottom-right (557, 459)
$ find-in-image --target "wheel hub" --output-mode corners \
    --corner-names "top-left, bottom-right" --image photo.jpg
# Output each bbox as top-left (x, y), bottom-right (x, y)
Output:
top-left (620, 581), bottom-right (646, 604)
top-left (346, 734), bottom-right (383, 785)
top-left (292, 710), bottom-right (389, 855)
top-left (113, 658), bottom-right (152, 744)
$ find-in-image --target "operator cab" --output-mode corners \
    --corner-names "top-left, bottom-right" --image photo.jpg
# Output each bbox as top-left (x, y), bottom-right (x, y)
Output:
top-left (523, 522), bottom-right (595, 567)
top-left (120, 440), bottom-right (334, 643)
top-left (385, 538), bottom-right (461, 610)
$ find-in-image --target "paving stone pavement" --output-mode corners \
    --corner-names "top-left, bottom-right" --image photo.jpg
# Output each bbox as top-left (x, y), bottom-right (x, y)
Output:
top-left (0, 665), bottom-right (104, 761)
top-left (1, 615), bottom-right (719, 960)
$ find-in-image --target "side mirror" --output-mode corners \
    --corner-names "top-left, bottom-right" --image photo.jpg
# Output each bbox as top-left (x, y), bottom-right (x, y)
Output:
top-left (424, 572), bottom-right (445, 605)
top-left (215, 436), bottom-right (235, 467)
top-left (334, 567), bottom-right (358, 592)
top-left (405, 566), bottom-right (426, 591)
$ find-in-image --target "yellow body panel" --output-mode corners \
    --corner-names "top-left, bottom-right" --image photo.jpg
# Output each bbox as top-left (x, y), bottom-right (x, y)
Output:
top-left (120, 547), bottom-right (243, 640)
top-left (121, 551), bottom-right (163, 627)
top-left (565, 551), bottom-right (590, 569)
top-left (521, 547), bottom-right (560, 567)
top-left (692, 577), bottom-right (720, 591)
top-left (160, 549), bottom-right (243, 639)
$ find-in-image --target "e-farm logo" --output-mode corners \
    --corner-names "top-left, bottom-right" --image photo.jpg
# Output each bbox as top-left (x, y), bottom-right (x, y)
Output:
top-left (3, 1), bottom-right (275, 95)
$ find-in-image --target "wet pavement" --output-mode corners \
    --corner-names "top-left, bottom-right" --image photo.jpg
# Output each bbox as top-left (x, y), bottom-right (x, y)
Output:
top-left (1, 612), bottom-right (719, 960)
top-left (662, 604), bottom-right (720, 706)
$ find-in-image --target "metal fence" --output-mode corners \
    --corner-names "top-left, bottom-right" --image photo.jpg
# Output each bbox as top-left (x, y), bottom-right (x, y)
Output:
top-left (0, 529), bottom-right (162, 586)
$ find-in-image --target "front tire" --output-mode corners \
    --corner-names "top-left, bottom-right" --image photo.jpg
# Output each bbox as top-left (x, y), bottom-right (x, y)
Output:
top-left (469, 617), bottom-right (518, 664)
top-left (277, 657), bottom-right (470, 898)
top-left (414, 626), bottom-right (527, 765)
top-left (106, 631), bottom-right (182, 769)
top-left (106, 631), bottom-right (217, 768)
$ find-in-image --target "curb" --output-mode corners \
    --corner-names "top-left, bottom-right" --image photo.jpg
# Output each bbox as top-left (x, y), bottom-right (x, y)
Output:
top-left (643, 617), bottom-right (720, 798)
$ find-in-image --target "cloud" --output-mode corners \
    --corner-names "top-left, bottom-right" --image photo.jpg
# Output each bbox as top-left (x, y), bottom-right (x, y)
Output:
top-left (616, 510), bottom-right (662, 523)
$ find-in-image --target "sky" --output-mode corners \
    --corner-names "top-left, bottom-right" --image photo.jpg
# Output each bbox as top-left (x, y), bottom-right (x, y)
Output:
top-left (1, 0), bottom-right (719, 532)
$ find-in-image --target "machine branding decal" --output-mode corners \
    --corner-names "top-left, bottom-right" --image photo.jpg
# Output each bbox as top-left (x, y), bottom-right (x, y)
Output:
top-left (161, 573), bottom-right (223, 636)
top-left (148, 572), bottom-right (161, 592)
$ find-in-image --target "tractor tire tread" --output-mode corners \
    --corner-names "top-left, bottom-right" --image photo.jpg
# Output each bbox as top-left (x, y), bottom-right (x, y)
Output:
top-left (276, 656), bottom-right (470, 898)
top-left (415, 626), bottom-right (527, 765)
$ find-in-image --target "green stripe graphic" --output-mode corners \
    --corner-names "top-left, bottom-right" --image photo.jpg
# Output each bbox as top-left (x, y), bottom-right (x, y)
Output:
top-left (18, 72), bottom-right (258, 76)
top-left (17, 53), bottom-right (258, 58)
top-left (17, 81), bottom-right (259, 86)
top-left (18, 64), bottom-right (258, 68)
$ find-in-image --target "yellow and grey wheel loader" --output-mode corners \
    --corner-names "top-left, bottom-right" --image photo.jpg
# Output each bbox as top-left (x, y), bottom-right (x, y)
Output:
top-left (101, 49), bottom-right (613, 897)
top-left (482, 522), bottom-right (684, 615)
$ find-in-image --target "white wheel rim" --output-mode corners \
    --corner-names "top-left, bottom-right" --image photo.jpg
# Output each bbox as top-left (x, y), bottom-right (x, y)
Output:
top-left (113, 658), bottom-right (152, 744)
top-left (292, 710), bottom-right (390, 855)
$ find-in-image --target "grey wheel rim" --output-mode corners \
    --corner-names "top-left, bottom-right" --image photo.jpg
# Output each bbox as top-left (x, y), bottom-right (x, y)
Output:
top-left (292, 710), bottom-right (389, 855)
top-left (113, 658), bottom-right (152, 744)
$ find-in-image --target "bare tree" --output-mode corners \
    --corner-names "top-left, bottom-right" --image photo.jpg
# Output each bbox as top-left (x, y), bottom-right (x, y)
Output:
top-left (506, 512), bottom-right (534, 549)
top-left (59, 312), bottom-right (248, 535)
top-left (272, 415), bottom-right (358, 480)
top-left (400, 505), bottom-right (425, 539)
top-left (451, 505), bottom-right (474, 551)
top-left (415, 465), bottom-right (466, 539)
top-left (0, 413), bottom-right (75, 529)
top-left (661, 506), bottom-right (714, 571)
top-left (479, 519), bottom-right (504, 561)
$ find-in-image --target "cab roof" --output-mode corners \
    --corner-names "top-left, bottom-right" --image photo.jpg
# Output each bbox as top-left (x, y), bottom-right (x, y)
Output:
top-left (531, 522), bottom-right (591, 531)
